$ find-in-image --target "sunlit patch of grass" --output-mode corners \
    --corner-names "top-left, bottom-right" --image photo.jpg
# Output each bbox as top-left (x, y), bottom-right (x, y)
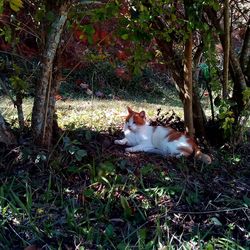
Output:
top-left (0, 96), bottom-right (183, 131)
top-left (56, 98), bottom-right (183, 131)
top-left (0, 98), bottom-right (33, 127)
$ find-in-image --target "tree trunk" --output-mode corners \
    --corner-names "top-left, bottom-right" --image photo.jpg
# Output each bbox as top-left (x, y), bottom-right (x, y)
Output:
top-left (31, 2), bottom-right (70, 149)
top-left (42, 48), bottom-right (63, 147)
top-left (192, 87), bottom-right (207, 137)
top-left (155, 37), bottom-right (207, 137)
top-left (205, 7), bottom-right (247, 116)
top-left (223, 0), bottom-right (230, 99)
top-left (152, 6), bottom-right (207, 138)
top-left (240, 19), bottom-right (250, 78)
top-left (16, 93), bottom-right (25, 131)
top-left (230, 48), bottom-right (247, 117)
top-left (183, 32), bottom-right (194, 136)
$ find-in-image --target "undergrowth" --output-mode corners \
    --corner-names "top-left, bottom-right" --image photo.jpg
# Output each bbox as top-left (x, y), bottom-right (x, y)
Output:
top-left (0, 121), bottom-right (249, 249)
top-left (60, 62), bottom-right (179, 105)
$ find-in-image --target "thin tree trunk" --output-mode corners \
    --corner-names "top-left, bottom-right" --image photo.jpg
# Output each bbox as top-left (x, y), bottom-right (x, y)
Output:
top-left (192, 42), bottom-right (207, 137)
top-left (240, 19), bottom-right (250, 77)
top-left (192, 88), bottom-right (207, 137)
top-left (31, 2), bottom-right (70, 148)
top-left (205, 6), bottom-right (247, 115)
top-left (246, 59), bottom-right (250, 86)
top-left (0, 78), bottom-right (25, 131)
top-left (183, 33), bottom-right (194, 136)
top-left (155, 38), bottom-right (185, 101)
top-left (15, 93), bottom-right (25, 131)
top-left (223, 0), bottom-right (230, 99)
top-left (152, 6), bottom-right (206, 138)
top-left (0, 113), bottom-right (17, 145)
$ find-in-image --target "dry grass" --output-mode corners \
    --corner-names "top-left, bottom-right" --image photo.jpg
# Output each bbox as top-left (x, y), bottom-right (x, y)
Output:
top-left (0, 96), bottom-right (184, 130)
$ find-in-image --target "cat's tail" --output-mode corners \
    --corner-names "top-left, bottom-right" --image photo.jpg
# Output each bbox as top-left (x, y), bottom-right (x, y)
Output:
top-left (194, 148), bottom-right (212, 164)
top-left (179, 144), bottom-right (212, 164)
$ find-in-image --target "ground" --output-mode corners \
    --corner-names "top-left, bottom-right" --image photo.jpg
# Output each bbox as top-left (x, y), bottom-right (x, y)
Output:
top-left (0, 94), bottom-right (249, 249)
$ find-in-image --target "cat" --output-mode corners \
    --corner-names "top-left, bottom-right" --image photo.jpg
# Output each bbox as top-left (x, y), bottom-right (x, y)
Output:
top-left (114, 107), bottom-right (212, 164)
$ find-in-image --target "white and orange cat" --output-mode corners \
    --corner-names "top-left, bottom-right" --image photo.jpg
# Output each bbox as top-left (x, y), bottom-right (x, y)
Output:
top-left (115, 107), bottom-right (211, 164)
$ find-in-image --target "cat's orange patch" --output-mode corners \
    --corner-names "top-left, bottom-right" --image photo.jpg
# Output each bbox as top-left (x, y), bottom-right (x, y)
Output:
top-left (125, 113), bottom-right (133, 123)
top-left (166, 129), bottom-right (183, 141)
top-left (133, 113), bottom-right (146, 125)
top-left (125, 112), bottom-right (145, 125)
top-left (187, 137), bottom-right (198, 150)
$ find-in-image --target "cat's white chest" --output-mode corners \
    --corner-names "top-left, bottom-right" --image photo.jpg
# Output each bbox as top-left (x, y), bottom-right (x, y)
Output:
top-left (124, 126), bottom-right (152, 146)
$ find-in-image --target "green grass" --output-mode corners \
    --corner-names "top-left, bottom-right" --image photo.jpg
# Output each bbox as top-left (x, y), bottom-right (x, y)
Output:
top-left (0, 90), bottom-right (249, 249)
top-left (0, 96), bottom-right (184, 131)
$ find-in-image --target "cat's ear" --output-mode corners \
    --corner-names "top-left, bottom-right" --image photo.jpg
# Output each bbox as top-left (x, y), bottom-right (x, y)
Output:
top-left (139, 111), bottom-right (146, 118)
top-left (127, 106), bottom-right (133, 113)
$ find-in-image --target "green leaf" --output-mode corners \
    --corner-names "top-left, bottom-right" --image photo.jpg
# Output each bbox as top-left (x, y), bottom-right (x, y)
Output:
top-left (0, 0), bottom-right (4, 14)
top-left (121, 33), bottom-right (129, 40)
top-left (138, 228), bottom-right (147, 241)
top-left (77, 149), bottom-right (87, 157)
top-left (83, 188), bottom-right (95, 198)
top-left (76, 149), bottom-right (87, 160)
top-left (99, 161), bottom-right (115, 174)
top-left (140, 164), bottom-right (153, 176)
top-left (117, 242), bottom-right (129, 250)
top-left (84, 24), bottom-right (95, 45)
top-left (145, 241), bottom-right (154, 250)
top-left (9, 0), bottom-right (23, 12)
top-left (243, 195), bottom-right (250, 207)
top-left (105, 224), bottom-right (114, 238)
top-left (205, 243), bottom-right (214, 250)
top-left (120, 195), bottom-right (132, 218)
top-left (243, 87), bottom-right (250, 103)
top-left (85, 130), bottom-right (92, 141)
top-left (10, 76), bottom-right (28, 92)
top-left (210, 217), bottom-right (222, 226)
top-left (0, 26), bottom-right (12, 43)
top-left (211, 1), bottom-right (220, 11)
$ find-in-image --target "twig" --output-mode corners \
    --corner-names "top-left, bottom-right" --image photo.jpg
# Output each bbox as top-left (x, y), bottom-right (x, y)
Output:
top-left (64, 61), bottom-right (82, 80)
top-left (8, 223), bottom-right (30, 245)
top-left (164, 206), bottom-right (248, 215)
top-left (0, 50), bottom-right (34, 64)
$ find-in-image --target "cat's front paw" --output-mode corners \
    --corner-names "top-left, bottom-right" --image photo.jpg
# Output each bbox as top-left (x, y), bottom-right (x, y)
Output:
top-left (125, 147), bottom-right (134, 152)
top-left (114, 138), bottom-right (127, 145)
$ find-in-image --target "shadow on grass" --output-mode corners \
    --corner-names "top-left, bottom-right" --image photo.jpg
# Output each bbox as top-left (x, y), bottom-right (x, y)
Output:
top-left (0, 125), bottom-right (249, 249)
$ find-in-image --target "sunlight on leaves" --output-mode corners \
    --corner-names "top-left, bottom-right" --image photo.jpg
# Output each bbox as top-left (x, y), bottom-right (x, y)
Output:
top-left (9, 0), bottom-right (23, 12)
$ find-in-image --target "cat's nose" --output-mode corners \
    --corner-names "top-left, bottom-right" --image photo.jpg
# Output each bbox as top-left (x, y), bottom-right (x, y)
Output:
top-left (128, 125), bottom-right (131, 130)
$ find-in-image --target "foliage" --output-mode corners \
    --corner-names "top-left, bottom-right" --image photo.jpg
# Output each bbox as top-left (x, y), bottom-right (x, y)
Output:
top-left (0, 122), bottom-right (249, 249)
top-left (61, 62), bottom-right (175, 103)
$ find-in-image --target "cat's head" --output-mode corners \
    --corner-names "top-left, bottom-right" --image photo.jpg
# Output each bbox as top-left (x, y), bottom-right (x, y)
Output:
top-left (124, 107), bottom-right (146, 132)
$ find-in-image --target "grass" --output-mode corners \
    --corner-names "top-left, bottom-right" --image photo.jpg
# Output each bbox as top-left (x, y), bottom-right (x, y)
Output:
top-left (0, 142), bottom-right (249, 249)
top-left (0, 96), bottom-right (184, 131)
top-left (0, 83), bottom-right (249, 249)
